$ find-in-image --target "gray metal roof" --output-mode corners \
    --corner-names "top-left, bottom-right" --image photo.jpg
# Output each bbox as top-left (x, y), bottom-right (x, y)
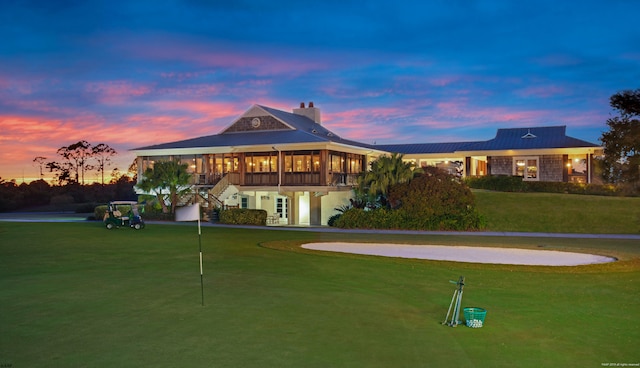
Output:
top-left (135, 104), bottom-right (377, 151)
top-left (464, 126), bottom-right (599, 151)
top-left (378, 126), bottom-right (599, 154)
top-left (375, 141), bottom-right (476, 154)
top-left (134, 104), bottom-right (599, 155)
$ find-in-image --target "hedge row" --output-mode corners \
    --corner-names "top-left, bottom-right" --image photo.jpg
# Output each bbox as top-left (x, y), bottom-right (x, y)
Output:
top-left (334, 207), bottom-right (484, 231)
top-left (464, 175), bottom-right (632, 196)
top-left (219, 208), bottom-right (267, 226)
top-left (94, 204), bottom-right (173, 221)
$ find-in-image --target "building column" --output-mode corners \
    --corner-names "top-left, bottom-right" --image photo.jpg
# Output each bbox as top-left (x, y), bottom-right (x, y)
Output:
top-left (587, 153), bottom-right (593, 184)
top-left (465, 157), bottom-right (471, 178)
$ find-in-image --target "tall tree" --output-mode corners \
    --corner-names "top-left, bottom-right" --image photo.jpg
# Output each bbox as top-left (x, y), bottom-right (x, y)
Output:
top-left (136, 160), bottom-right (192, 214)
top-left (92, 143), bottom-right (117, 185)
top-left (600, 89), bottom-right (640, 188)
top-left (48, 141), bottom-right (94, 184)
top-left (32, 156), bottom-right (47, 180)
top-left (356, 153), bottom-right (419, 207)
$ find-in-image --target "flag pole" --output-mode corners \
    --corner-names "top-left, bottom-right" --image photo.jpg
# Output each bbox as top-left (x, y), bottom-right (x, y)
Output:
top-left (198, 216), bottom-right (204, 306)
top-left (176, 203), bottom-right (205, 306)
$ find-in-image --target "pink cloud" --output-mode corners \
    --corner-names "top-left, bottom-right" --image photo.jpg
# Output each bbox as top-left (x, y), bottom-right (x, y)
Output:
top-left (121, 37), bottom-right (330, 77)
top-left (85, 80), bottom-right (154, 104)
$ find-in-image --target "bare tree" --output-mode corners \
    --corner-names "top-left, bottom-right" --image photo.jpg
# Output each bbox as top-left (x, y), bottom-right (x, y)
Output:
top-left (32, 156), bottom-right (47, 180)
top-left (92, 143), bottom-right (117, 185)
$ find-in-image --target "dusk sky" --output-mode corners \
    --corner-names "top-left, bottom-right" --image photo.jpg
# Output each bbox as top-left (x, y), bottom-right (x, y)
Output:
top-left (1, 0), bottom-right (639, 183)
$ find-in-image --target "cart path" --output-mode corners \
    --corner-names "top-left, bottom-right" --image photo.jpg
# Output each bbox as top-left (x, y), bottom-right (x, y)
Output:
top-left (0, 212), bottom-right (639, 240)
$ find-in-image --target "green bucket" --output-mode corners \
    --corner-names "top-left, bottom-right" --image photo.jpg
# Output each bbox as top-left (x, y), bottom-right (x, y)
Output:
top-left (464, 307), bottom-right (487, 328)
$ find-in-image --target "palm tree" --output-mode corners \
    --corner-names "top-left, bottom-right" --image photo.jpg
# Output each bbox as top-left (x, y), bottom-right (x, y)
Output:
top-left (357, 153), bottom-right (419, 207)
top-left (136, 160), bottom-right (192, 214)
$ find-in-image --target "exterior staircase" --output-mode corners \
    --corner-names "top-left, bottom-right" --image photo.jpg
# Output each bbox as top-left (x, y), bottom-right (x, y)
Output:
top-left (174, 174), bottom-right (237, 221)
top-left (207, 174), bottom-right (237, 210)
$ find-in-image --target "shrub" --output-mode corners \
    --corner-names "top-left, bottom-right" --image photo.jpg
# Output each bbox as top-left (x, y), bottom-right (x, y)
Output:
top-left (465, 176), bottom-right (632, 196)
top-left (219, 208), bottom-right (267, 226)
top-left (50, 194), bottom-right (75, 206)
top-left (76, 202), bottom-right (99, 213)
top-left (327, 213), bottom-right (342, 227)
top-left (388, 168), bottom-right (484, 230)
top-left (464, 175), bottom-right (526, 192)
top-left (335, 168), bottom-right (484, 231)
top-left (94, 205), bottom-right (108, 221)
top-left (334, 208), bottom-right (401, 229)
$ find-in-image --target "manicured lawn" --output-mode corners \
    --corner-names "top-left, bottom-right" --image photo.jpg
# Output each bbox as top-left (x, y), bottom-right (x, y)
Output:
top-left (1, 222), bottom-right (638, 367)
top-left (474, 191), bottom-right (640, 234)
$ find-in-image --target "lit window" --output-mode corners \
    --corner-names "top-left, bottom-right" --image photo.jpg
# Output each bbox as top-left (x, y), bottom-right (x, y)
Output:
top-left (514, 157), bottom-right (538, 181)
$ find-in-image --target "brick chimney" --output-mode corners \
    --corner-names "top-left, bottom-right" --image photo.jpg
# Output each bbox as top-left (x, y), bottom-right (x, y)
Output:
top-left (293, 101), bottom-right (321, 124)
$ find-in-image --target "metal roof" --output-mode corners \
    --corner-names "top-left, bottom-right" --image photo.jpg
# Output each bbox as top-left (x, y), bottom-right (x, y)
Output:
top-left (375, 141), bottom-right (476, 154)
top-left (134, 104), bottom-right (599, 155)
top-left (134, 104), bottom-right (377, 151)
top-left (377, 126), bottom-right (599, 154)
top-left (464, 126), bottom-right (599, 151)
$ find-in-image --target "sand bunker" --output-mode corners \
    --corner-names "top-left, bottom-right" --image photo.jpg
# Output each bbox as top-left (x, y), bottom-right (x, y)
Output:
top-left (301, 242), bottom-right (616, 266)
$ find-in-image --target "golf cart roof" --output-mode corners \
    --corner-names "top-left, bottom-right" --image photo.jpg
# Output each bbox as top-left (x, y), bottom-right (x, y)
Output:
top-left (109, 201), bottom-right (139, 205)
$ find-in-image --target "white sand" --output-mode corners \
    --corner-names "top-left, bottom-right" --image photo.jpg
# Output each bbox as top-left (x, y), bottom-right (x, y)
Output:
top-left (301, 242), bottom-right (616, 266)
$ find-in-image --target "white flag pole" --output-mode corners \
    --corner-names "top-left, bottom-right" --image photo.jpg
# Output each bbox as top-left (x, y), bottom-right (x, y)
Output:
top-left (175, 203), bottom-right (204, 306)
top-left (198, 215), bottom-right (204, 306)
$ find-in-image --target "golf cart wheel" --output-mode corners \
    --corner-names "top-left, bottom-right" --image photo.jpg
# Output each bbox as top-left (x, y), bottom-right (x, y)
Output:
top-left (105, 222), bottom-right (115, 230)
top-left (133, 223), bottom-right (142, 230)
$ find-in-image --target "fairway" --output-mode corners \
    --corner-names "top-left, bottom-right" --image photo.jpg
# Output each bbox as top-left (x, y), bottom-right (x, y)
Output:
top-left (1, 222), bottom-right (639, 367)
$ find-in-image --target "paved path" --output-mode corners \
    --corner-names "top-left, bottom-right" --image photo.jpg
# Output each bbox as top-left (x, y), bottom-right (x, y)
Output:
top-left (1, 212), bottom-right (639, 240)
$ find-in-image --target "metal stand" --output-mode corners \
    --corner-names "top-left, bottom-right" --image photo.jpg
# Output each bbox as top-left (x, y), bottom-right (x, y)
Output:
top-left (442, 276), bottom-right (465, 327)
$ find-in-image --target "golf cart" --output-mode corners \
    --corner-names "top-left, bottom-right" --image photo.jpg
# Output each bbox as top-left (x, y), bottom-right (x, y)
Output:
top-left (104, 201), bottom-right (145, 230)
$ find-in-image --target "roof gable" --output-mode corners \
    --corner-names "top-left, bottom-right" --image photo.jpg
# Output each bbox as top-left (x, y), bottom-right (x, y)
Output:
top-left (220, 105), bottom-right (293, 134)
top-left (133, 104), bottom-right (377, 151)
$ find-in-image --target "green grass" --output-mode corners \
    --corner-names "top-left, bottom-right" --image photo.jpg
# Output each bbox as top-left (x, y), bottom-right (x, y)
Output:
top-left (474, 190), bottom-right (640, 234)
top-left (1, 222), bottom-right (639, 367)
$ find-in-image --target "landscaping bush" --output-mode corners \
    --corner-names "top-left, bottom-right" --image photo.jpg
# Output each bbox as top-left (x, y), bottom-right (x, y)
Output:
top-left (94, 205), bottom-right (108, 221)
top-left (327, 213), bottom-right (342, 227)
top-left (465, 175), bottom-right (630, 196)
top-left (50, 194), bottom-right (75, 206)
top-left (333, 208), bottom-right (396, 229)
top-left (388, 168), bottom-right (484, 230)
top-left (335, 168), bottom-right (484, 231)
top-left (76, 202), bottom-right (99, 213)
top-left (465, 175), bottom-right (526, 192)
top-left (219, 208), bottom-right (267, 226)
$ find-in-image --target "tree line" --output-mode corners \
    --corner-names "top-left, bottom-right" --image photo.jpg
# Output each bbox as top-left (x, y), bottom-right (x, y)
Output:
top-left (0, 140), bottom-right (138, 212)
top-left (35, 141), bottom-right (119, 185)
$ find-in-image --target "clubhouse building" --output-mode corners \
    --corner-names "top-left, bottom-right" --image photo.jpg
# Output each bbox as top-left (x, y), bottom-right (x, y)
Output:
top-left (133, 102), bottom-right (601, 226)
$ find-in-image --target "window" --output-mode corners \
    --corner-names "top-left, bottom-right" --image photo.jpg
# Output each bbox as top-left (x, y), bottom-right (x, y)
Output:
top-left (276, 197), bottom-right (288, 219)
top-left (514, 157), bottom-right (538, 181)
top-left (284, 151), bottom-right (320, 172)
top-left (330, 151), bottom-right (363, 173)
top-left (330, 153), bottom-right (344, 173)
top-left (568, 155), bottom-right (587, 174)
top-left (245, 153), bottom-right (277, 173)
